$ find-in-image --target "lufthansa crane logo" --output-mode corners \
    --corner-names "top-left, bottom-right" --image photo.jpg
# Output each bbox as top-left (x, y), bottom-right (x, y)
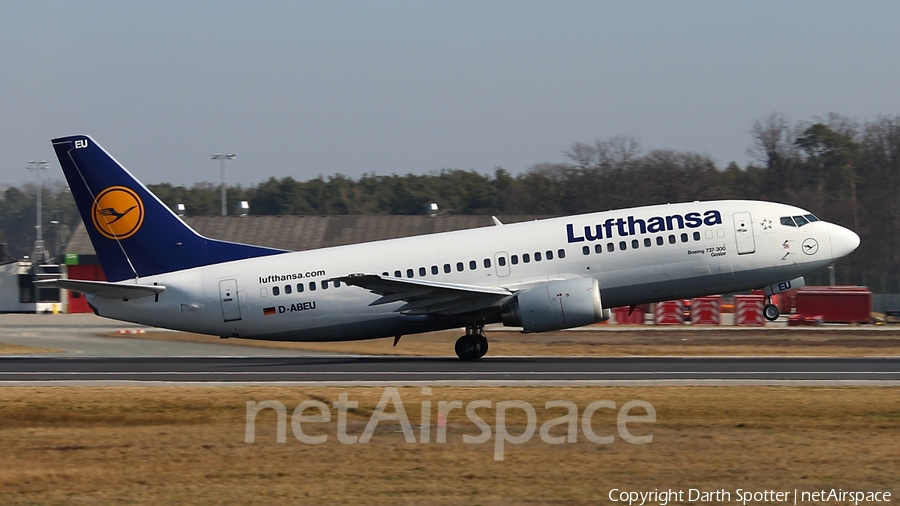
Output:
top-left (802, 238), bottom-right (819, 255)
top-left (91, 186), bottom-right (144, 240)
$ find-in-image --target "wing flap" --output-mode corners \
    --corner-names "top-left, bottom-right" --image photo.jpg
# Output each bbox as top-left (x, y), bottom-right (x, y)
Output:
top-left (37, 279), bottom-right (165, 300)
top-left (333, 274), bottom-right (511, 316)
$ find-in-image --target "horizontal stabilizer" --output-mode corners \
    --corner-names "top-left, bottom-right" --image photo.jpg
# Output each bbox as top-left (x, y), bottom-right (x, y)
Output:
top-left (37, 279), bottom-right (165, 300)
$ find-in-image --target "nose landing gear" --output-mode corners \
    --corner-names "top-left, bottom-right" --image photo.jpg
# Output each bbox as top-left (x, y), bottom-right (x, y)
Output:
top-left (763, 295), bottom-right (780, 321)
top-left (455, 324), bottom-right (488, 360)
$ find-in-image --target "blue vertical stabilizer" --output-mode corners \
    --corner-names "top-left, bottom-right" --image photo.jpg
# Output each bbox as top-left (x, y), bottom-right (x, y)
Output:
top-left (52, 135), bottom-right (285, 281)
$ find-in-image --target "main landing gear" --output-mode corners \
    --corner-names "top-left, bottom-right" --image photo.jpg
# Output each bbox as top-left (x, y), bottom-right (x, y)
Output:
top-left (455, 324), bottom-right (488, 361)
top-left (763, 295), bottom-right (780, 321)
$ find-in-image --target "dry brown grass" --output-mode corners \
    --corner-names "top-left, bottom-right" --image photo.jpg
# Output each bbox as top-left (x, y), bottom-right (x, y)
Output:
top-left (0, 343), bottom-right (59, 355)
top-left (1, 386), bottom-right (898, 505)
top-left (106, 327), bottom-right (900, 357)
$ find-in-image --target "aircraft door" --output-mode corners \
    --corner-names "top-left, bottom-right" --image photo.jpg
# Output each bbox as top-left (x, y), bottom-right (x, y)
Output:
top-left (733, 212), bottom-right (756, 255)
top-left (219, 279), bottom-right (242, 322)
top-left (494, 252), bottom-right (510, 277)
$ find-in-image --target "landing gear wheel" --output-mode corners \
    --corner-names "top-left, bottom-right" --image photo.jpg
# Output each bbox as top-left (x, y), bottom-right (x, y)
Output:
top-left (455, 325), bottom-right (489, 360)
top-left (477, 334), bottom-right (489, 358)
top-left (764, 304), bottom-right (780, 321)
top-left (455, 335), bottom-right (480, 361)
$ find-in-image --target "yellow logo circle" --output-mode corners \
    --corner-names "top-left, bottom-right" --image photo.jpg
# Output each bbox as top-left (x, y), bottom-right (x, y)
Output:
top-left (91, 186), bottom-right (144, 240)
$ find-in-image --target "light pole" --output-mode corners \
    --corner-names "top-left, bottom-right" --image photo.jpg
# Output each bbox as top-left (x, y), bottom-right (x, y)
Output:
top-left (28, 161), bottom-right (49, 241)
top-left (211, 154), bottom-right (236, 216)
top-left (27, 161), bottom-right (49, 260)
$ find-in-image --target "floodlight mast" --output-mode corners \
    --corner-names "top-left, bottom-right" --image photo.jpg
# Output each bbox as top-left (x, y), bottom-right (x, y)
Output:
top-left (27, 161), bottom-right (49, 242)
top-left (211, 154), bottom-right (236, 216)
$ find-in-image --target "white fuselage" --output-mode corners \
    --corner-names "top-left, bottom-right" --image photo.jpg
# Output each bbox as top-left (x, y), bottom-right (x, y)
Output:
top-left (87, 200), bottom-right (858, 341)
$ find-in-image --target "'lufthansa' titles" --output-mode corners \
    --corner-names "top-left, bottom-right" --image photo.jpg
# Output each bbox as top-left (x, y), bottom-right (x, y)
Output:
top-left (567, 210), bottom-right (722, 243)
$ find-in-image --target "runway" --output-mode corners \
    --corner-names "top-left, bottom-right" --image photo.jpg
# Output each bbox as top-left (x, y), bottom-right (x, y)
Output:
top-left (0, 314), bottom-right (328, 357)
top-left (3, 315), bottom-right (900, 385)
top-left (2, 356), bottom-right (899, 383)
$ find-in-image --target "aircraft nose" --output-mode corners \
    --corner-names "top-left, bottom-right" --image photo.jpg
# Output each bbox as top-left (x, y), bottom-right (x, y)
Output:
top-left (829, 223), bottom-right (860, 259)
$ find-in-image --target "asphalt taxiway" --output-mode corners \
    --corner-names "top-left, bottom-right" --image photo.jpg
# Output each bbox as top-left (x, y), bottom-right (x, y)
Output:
top-left (2, 356), bottom-right (899, 383)
top-left (0, 314), bottom-right (327, 357)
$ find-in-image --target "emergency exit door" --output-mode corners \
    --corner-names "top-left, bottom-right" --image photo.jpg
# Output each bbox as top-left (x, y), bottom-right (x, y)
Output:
top-left (219, 279), bottom-right (242, 322)
top-left (733, 212), bottom-right (756, 255)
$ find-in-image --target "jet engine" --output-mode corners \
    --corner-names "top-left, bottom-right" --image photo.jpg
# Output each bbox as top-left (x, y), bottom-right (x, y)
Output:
top-left (501, 277), bottom-right (610, 333)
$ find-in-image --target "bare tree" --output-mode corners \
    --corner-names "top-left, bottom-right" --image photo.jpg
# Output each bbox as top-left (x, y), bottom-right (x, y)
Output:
top-left (747, 113), bottom-right (801, 167)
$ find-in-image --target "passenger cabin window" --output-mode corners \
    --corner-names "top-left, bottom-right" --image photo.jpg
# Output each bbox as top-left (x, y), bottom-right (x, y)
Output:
top-left (498, 257), bottom-right (506, 267)
top-left (794, 215), bottom-right (809, 227)
top-left (693, 231), bottom-right (701, 241)
top-left (334, 280), bottom-right (340, 288)
top-left (285, 284), bottom-right (292, 294)
top-left (444, 264), bottom-right (451, 273)
top-left (668, 235), bottom-right (676, 244)
top-left (523, 253), bottom-right (530, 263)
top-left (583, 245), bottom-right (590, 256)
top-left (607, 243), bottom-right (614, 252)
top-left (781, 217), bottom-right (796, 227)
top-left (297, 283), bottom-right (304, 292)
top-left (484, 258), bottom-right (491, 268)
top-left (535, 252), bottom-right (542, 261)
top-left (431, 265), bottom-right (439, 275)
top-left (595, 244), bottom-right (602, 254)
top-left (511, 255), bottom-right (519, 264)
top-left (394, 270), bottom-right (402, 278)
top-left (322, 281), bottom-right (329, 289)
top-left (272, 286), bottom-right (280, 296)
top-left (657, 236), bottom-right (664, 246)
top-left (456, 262), bottom-right (464, 272)
top-left (546, 250), bottom-right (553, 260)
top-left (632, 239), bottom-right (639, 249)
top-left (309, 282), bottom-right (316, 291)
top-left (407, 269), bottom-right (414, 278)
top-left (419, 267), bottom-right (426, 277)
top-left (805, 214), bottom-right (819, 222)
top-left (469, 260), bottom-right (477, 270)
top-left (619, 241), bottom-right (626, 251)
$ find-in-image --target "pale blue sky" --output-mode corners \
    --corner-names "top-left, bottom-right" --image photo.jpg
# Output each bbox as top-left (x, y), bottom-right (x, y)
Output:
top-left (2, 1), bottom-right (898, 187)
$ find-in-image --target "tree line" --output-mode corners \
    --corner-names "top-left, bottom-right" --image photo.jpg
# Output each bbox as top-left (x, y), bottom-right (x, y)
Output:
top-left (2, 113), bottom-right (898, 292)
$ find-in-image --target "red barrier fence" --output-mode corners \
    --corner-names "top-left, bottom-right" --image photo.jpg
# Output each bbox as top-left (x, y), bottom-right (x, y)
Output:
top-left (654, 300), bottom-right (684, 325)
top-left (613, 306), bottom-right (646, 325)
top-left (795, 286), bottom-right (871, 323)
top-left (690, 296), bottom-right (721, 325)
top-left (734, 295), bottom-right (765, 326)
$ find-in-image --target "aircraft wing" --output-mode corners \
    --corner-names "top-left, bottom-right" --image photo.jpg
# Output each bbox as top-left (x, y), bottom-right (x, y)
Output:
top-left (332, 274), bottom-right (513, 316)
top-left (36, 279), bottom-right (165, 300)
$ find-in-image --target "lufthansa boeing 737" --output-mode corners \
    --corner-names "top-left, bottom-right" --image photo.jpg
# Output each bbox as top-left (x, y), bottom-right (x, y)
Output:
top-left (43, 135), bottom-right (860, 360)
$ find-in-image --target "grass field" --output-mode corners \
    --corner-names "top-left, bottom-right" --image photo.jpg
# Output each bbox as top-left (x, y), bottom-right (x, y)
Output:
top-left (106, 327), bottom-right (900, 357)
top-left (1, 386), bottom-right (898, 505)
top-left (0, 343), bottom-right (58, 355)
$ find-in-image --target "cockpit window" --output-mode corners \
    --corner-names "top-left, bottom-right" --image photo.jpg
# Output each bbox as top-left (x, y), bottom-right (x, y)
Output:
top-left (781, 215), bottom-right (818, 227)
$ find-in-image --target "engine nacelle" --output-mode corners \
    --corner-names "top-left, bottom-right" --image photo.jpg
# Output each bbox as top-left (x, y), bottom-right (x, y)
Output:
top-left (501, 277), bottom-right (610, 333)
